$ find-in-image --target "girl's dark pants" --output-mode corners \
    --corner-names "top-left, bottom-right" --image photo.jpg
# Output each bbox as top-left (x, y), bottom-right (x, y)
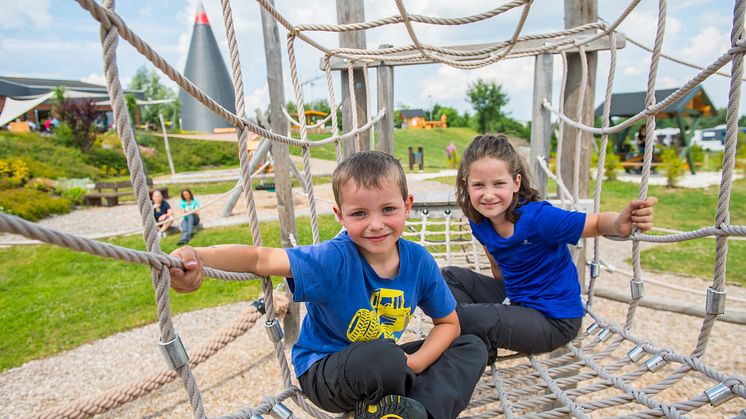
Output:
top-left (299, 335), bottom-right (487, 419)
top-left (441, 266), bottom-right (582, 358)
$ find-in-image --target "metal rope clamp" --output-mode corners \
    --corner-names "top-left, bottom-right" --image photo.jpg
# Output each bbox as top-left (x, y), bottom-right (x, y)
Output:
top-left (585, 322), bottom-right (599, 335)
top-left (704, 383), bottom-right (734, 407)
top-left (706, 287), bottom-right (726, 315)
top-left (265, 318), bottom-right (284, 343)
top-left (627, 345), bottom-right (646, 363)
top-left (645, 354), bottom-right (666, 372)
top-left (597, 328), bottom-right (611, 342)
top-left (630, 280), bottom-right (645, 300)
top-left (270, 402), bottom-right (294, 419)
top-left (158, 334), bottom-right (190, 370)
top-left (588, 261), bottom-right (600, 279)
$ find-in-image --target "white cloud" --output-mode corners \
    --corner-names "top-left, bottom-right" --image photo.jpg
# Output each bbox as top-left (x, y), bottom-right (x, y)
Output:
top-left (244, 85), bottom-right (271, 113)
top-left (659, 75), bottom-right (678, 88)
top-left (80, 73), bottom-right (107, 86)
top-left (681, 25), bottom-right (729, 63)
top-left (0, 39), bottom-right (100, 52)
top-left (0, 0), bottom-right (52, 29)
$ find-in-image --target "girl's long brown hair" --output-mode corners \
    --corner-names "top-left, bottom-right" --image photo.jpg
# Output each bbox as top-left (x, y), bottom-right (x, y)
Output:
top-left (456, 134), bottom-right (540, 224)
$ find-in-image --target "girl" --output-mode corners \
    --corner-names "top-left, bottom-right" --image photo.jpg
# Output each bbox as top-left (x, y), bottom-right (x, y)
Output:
top-left (443, 134), bottom-right (656, 360)
top-left (178, 189), bottom-right (201, 245)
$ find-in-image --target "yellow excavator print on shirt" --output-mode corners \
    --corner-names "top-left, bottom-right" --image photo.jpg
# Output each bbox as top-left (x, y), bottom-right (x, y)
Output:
top-left (346, 288), bottom-right (412, 342)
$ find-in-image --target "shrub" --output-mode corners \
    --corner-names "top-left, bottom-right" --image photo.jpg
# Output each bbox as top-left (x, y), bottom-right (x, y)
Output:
top-left (604, 153), bottom-right (621, 181)
top-left (661, 148), bottom-right (684, 188)
top-left (56, 178), bottom-right (94, 206)
top-left (0, 188), bottom-right (73, 221)
top-left (0, 159), bottom-right (31, 187)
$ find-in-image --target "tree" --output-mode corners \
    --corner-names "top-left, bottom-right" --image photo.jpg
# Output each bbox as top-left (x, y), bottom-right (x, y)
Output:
top-left (432, 104), bottom-right (469, 127)
top-left (53, 87), bottom-right (99, 153)
top-left (127, 66), bottom-right (180, 128)
top-left (466, 79), bottom-right (508, 133)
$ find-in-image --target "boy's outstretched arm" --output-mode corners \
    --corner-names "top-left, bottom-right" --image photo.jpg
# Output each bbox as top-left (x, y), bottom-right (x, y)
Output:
top-left (582, 197), bottom-right (658, 238)
top-left (405, 310), bottom-right (460, 374)
top-left (169, 245), bottom-right (291, 293)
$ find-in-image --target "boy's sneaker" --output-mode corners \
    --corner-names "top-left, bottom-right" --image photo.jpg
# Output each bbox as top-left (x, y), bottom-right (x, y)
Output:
top-left (354, 395), bottom-right (427, 419)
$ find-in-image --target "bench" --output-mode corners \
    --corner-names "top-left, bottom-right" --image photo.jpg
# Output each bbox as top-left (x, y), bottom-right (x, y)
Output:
top-left (84, 178), bottom-right (169, 207)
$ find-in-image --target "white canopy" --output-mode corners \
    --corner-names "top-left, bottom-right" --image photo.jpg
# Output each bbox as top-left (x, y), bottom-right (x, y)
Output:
top-left (0, 90), bottom-right (110, 126)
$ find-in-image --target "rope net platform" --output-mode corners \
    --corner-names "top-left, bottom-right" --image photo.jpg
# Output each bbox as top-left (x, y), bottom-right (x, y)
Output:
top-left (1, 0), bottom-right (745, 417)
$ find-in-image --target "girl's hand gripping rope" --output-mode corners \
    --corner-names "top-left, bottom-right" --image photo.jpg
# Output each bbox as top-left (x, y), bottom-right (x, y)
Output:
top-left (169, 245), bottom-right (205, 293)
top-left (614, 197), bottom-right (658, 237)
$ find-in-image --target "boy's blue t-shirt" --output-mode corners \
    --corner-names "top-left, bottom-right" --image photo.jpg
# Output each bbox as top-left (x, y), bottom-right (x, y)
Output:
top-left (285, 232), bottom-right (457, 377)
top-left (470, 200), bottom-right (586, 319)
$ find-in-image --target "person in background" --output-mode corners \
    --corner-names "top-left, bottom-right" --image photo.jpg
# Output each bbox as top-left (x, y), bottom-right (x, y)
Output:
top-left (151, 190), bottom-right (174, 238)
top-left (178, 189), bottom-right (200, 245)
top-left (446, 142), bottom-right (458, 169)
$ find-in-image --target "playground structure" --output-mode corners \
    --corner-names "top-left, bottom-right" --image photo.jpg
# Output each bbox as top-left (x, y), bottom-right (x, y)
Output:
top-left (0, 0), bottom-right (745, 418)
top-left (595, 85), bottom-right (718, 175)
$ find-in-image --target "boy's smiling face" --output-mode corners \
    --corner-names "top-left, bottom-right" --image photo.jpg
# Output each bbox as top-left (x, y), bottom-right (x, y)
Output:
top-left (333, 178), bottom-right (413, 262)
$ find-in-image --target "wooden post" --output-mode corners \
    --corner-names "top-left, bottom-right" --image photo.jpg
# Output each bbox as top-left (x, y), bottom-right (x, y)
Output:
top-left (561, 0), bottom-right (597, 283)
top-left (337, 0), bottom-right (369, 157)
top-left (530, 53), bottom-right (554, 199)
top-left (158, 113), bottom-right (176, 176)
top-left (260, 0), bottom-right (300, 344)
top-left (377, 44), bottom-right (395, 155)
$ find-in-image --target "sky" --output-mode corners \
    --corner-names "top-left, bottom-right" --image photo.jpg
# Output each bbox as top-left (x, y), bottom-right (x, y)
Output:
top-left (0, 0), bottom-right (738, 123)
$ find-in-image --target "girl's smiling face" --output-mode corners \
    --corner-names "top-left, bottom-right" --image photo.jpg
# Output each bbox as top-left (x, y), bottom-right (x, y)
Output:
top-left (466, 157), bottom-right (521, 224)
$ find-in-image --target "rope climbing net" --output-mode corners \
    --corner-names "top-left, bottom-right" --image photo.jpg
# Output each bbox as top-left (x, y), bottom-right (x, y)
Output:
top-left (0, 0), bottom-right (745, 417)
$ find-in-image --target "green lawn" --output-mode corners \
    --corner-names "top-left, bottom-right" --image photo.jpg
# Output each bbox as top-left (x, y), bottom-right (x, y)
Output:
top-left (290, 127), bottom-right (480, 171)
top-left (0, 214), bottom-right (342, 372)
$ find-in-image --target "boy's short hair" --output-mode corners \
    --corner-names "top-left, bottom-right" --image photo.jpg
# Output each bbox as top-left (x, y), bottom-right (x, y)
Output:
top-left (332, 151), bottom-right (408, 205)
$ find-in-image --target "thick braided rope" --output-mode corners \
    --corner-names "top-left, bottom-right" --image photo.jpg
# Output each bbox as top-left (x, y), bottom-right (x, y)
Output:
top-left (287, 34), bottom-right (321, 244)
top-left (528, 355), bottom-right (590, 418)
top-left (0, 212), bottom-right (267, 284)
top-left (97, 0), bottom-right (205, 416)
top-left (555, 51), bottom-right (568, 204)
top-left (625, 34), bottom-right (745, 81)
top-left (347, 63), bottom-right (362, 153)
top-left (323, 56), bottom-right (343, 164)
top-left (363, 63), bottom-right (375, 150)
top-left (37, 304), bottom-right (280, 418)
top-left (542, 41), bottom-right (746, 136)
top-left (294, 0), bottom-right (527, 32)
top-left (571, 44), bottom-right (588, 202)
top-left (588, 31), bottom-right (617, 308)
top-left (491, 0), bottom-right (533, 62)
top-left (219, 5), bottom-right (313, 417)
top-left (624, 0), bottom-right (667, 332)
top-left (329, 22), bottom-right (603, 58)
top-left (282, 106), bottom-right (338, 130)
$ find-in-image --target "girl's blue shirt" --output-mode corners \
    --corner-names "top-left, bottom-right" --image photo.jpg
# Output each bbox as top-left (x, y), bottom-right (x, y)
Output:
top-left (470, 200), bottom-right (586, 319)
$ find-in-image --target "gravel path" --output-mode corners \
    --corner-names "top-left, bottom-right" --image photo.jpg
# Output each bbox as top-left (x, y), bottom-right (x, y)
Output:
top-left (1, 172), bottom-right (745, 417)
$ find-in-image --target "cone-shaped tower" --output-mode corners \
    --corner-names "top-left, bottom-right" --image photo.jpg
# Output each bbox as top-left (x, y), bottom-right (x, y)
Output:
top-left (179, 3), bottom-right (236, 132)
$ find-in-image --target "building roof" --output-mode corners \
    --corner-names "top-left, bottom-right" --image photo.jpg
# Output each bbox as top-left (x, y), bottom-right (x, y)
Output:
top-left (0, 76), bottom-right (144, 99)
top-left (595, 85), bottom-right (716, 119)
top-left (399, 109), bottom-right (426, 118)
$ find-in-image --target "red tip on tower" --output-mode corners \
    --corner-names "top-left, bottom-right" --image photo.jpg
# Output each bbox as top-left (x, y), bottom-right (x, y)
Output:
top-left (194, 3), bottom-right (210, 25)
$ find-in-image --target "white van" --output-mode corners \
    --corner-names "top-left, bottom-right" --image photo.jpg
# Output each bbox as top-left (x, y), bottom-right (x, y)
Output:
top-left (691, 125), bottom-right (726, 152)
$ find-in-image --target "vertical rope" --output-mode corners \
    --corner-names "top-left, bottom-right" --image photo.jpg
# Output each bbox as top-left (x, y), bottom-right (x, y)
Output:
top-left (571, 44), bottom-right (588, 204)
top-left (98, 0), bottom-right (205, 416)
top-left (556, 51), bottom-right (569, 205)
top-left (588, 31), bottom-right (618, 307)
top-left (287, 34), bottom-right (320, 244)
top-left (347, 62), bottom-right (361, 153)
top-left (363, 63), bottom-right (374, 150)
top-left (628, 0), bottom-right (667, 330)
top-left (323, 56), bottom-right (343, 164)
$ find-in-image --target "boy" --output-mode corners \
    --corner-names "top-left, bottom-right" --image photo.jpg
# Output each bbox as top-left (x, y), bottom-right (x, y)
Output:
top-left (170, 151), bottom-right (487, 419)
